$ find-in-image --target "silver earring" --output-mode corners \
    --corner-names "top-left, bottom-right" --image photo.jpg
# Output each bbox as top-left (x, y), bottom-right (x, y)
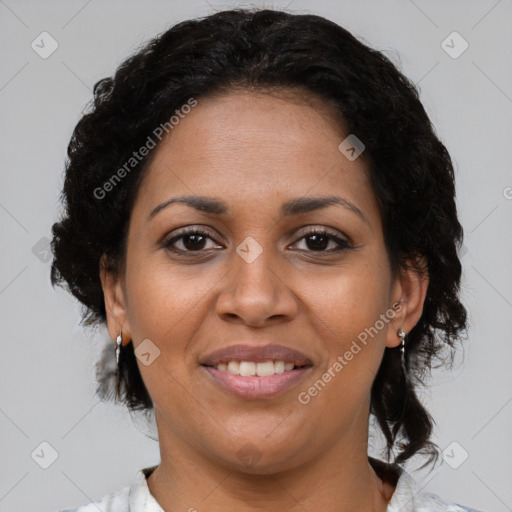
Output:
top-left (115, 331), bottom-right (122, 365)
top-left (397, 328), bottom-right (406, 363)
top-left (115, 331), bottom-right (122, 398)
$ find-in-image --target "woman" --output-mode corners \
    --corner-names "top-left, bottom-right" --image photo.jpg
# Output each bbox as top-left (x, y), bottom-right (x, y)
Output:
top-left (52, 7), bottom-right (481, 512)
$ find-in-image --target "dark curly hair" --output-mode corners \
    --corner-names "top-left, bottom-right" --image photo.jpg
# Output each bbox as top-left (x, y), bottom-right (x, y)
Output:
top-left (50, 7), bottom-right (467, 467)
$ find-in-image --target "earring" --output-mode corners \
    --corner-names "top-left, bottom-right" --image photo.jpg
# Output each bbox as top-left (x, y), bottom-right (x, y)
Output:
top-left (115, 331), bottom-right (122, 398)
top-left (394, 328), bottom-right (409, 423)
top-left (115, 331), bottom-right (122, 364)
top-left (397, 328), bottom-right (406, 366)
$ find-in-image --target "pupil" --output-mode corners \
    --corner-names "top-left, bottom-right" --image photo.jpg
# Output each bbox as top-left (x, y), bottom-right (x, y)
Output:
top-left (307, 234), bottom-right (328, 251)
top-left (184, 234), bottom-right (206, 250)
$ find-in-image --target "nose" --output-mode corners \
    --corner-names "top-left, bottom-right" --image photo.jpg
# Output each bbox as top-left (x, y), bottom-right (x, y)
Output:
top-left (215, 242), bottom-right (299, 328)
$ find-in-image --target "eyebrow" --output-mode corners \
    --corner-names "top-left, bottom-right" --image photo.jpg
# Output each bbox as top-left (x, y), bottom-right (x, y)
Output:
top-left (148, 195), bottom-right (369, 225)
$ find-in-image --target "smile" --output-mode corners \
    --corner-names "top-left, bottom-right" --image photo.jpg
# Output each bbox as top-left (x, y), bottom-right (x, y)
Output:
top-left (211, 360), bottom-right (299, 376)
top-left (201, 363), bottom-right (313, 400)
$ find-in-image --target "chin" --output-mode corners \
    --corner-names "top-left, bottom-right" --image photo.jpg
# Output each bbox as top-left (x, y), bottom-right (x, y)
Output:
top-left (209, 435), bottom-right (310, 476)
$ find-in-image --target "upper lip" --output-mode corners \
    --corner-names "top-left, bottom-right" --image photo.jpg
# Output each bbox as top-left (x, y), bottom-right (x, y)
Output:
top-left (199, 343), bottom-right (313, 367)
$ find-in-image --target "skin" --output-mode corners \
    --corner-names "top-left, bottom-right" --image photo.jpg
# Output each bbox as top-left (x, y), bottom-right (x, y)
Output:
top-left (101, 89), bottom-right (428, 512)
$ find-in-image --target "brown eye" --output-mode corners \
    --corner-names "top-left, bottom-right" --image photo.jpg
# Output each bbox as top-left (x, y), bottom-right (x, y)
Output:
top-left (163, 229), bottom-right (222, 253)
top-left (292, 228), bottom-right (351, 253)
top-left (163, 227), bottom-right (351, 256)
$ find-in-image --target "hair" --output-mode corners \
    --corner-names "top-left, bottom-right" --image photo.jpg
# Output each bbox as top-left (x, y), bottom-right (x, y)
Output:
top-left (50, 7), bottom-right (467, 467)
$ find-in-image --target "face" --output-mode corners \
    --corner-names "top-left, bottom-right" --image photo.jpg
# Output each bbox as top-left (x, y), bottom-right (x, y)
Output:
top-left (102, 89), bottom-right (427, 474)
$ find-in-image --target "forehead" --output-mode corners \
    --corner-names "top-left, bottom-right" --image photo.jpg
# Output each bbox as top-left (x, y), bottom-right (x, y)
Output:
top-left (133, 90), bottom-right (379, 226)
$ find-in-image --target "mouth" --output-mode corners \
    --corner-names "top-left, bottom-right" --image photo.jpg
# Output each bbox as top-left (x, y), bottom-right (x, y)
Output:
top-left (199, 343), bottom-right (314, 400)
top-left (201, 360), bottom-right (311, 376)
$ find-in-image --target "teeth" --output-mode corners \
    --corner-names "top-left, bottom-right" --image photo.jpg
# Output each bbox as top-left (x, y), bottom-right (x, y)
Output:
top-left (256, 361), bottom-right (274, 377)
top-left (239, 361), bottom-right (256, 376)
top-left (214, 360), bottom-right (298, 376)
top-left (227, 361), bottom-right (240, 374)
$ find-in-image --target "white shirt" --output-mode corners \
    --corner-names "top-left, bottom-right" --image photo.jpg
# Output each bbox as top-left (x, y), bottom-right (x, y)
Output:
top-left (57, 463), bottom-right (483, 512)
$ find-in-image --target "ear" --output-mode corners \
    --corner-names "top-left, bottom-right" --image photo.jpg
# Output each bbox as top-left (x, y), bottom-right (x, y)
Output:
top-left (385, 256), bottom-right (429, 349)
top-left (99, 254), bottom-right (132, 347)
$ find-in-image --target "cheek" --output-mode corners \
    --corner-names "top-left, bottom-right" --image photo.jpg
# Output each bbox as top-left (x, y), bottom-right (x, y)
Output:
top-left (290, 263), bottom-right (392, 449)
top-left (310, 255), bottom-right (392, 377)
top-left (121, 260), bottom-right (211, 403)
top-left (124, 257), bottom-right (219, 341)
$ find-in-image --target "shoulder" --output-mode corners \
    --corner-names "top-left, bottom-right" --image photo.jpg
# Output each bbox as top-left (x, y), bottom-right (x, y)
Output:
top-left (56, 484), bottom-right (130, 512)
top-left (55, 465), bottom-right (160, 512)
top-left (410, 488), bottom-right (484, 512)
top-left (386, 465), bottom-right (484, 512)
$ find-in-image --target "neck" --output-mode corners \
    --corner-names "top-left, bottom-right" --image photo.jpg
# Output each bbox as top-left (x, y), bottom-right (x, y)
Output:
top-left (147, 411), bottom-right (396, 511)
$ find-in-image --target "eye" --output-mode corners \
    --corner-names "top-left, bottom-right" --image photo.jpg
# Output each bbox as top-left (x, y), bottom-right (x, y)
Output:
top-left (162, 226), bottom-right (352, 256)
top-left (291, 228), bottom-right (352, 253)
top-left (163, 228), bottom-right (222, 253)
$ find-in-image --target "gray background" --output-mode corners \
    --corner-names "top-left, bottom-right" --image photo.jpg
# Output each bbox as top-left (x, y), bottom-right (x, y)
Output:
top-left (1, 0), bottom-right (511, 511)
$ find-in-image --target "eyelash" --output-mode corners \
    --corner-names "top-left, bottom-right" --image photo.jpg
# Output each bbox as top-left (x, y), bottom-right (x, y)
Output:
top-left (162, 227), bottom-right (352, 256)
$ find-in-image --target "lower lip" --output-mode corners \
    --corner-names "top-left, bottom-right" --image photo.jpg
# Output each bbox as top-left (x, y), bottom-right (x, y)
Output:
top-left (201, 365), bottom-right (313, 400)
